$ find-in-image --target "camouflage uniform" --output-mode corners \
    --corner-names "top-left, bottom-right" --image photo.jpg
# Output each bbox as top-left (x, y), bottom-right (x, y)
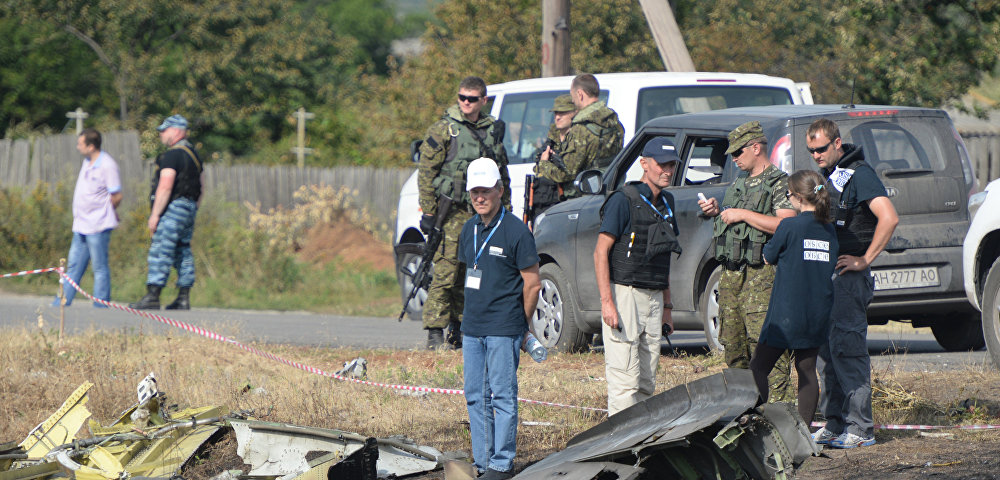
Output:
top-left (539, 100), bottom-right (623, 198)
top-left (533, 94), bottom-right (575, 181)
top-left (418, 104), bottom-right (510, 334)
top-left (715, 121), bottom-right (795, 402)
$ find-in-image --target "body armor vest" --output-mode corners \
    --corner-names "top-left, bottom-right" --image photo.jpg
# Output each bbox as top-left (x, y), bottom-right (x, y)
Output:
top-left (604, 183), bottom-right (679, 290)
top-left (431, 118), bottom-right (504, 207)
top-left (826, 156), bottom-right (879, 256)
top-left (713, 166), bottom-right (786, 266)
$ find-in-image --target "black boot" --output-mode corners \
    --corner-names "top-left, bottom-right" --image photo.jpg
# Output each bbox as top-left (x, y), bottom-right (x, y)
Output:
top-left (446, 320), bottom-right (463, 349)
top-left (129, 285), bottom-right (162, 310)
top-left (427, 328), bottom-right (445, 350)
top-left (165, 287), bottom-right (191, 310)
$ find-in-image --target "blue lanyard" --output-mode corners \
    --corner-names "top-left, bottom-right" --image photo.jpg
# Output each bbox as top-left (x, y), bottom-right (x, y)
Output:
top-left (473, 209), bottom-right (505, 269)
top-left (638, 193), bottom-right (673, 221)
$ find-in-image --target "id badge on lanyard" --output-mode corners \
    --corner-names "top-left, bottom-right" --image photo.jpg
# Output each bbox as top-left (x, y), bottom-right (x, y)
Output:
top-left (466, 210), bottom-right (504, 291)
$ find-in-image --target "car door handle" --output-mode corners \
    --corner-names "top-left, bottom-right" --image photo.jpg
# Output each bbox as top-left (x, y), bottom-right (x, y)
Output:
top-left (568, 213), bottom-right (579, 220)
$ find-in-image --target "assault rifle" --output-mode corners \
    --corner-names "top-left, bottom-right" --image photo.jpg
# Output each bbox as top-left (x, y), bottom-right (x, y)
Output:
top-left (533, 138), bottom-right (567, 172)
top-left (397, 194), bottom-right (452, 322)
top-left (523, 174), bottom-right (536, 231)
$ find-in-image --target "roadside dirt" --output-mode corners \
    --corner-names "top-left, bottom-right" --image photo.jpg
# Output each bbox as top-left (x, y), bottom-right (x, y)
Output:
top-left (295, 218), bottom-right (394, 271)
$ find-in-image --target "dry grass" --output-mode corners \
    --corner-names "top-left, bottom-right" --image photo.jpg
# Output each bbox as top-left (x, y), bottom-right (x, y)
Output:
top-left (2, 326), bottom-right (1000, 476)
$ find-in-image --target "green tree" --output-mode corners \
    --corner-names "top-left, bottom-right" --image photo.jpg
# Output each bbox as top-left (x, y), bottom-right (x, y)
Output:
top-left (340, 0), bottom-right (661, 167)
top-left (0, 17), bottom-right (118, 136)
top-left (5, 0), bottom-right (361, 157)
top-left (675, 0), bottom-right (1000, 106)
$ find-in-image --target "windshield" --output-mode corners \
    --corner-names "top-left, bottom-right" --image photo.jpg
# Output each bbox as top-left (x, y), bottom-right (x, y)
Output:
top-left (635, 86), bottom-right (794, 130)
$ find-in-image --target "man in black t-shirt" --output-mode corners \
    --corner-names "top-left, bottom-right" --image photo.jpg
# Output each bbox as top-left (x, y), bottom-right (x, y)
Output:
top-left (806, 118), bottom-right (898, 450)
top-left (130, 114), bottom-right (204, 311)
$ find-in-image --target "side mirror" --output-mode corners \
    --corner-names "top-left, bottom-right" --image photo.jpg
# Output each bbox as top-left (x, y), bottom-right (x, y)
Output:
top-left (409, 140), bottom-right (422, 164)
top-left (576, 169), bottom-right (604, 195)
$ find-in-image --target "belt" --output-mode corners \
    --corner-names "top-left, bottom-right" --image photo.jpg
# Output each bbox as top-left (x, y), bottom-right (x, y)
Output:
top-left (722, 259), bottom-right (746, 271)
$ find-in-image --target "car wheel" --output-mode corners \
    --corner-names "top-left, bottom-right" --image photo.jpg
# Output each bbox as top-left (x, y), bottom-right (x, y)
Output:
top-left (534, 264), bottom-right (589, 353)
top-left (700, 266), bottom-right (724, 352)
top-left (930, 311), bottom-right (986, 352)
top-left (396, 248), bottom-right (429, 322)
top-left (976, 257), bottom-right (1000, 364)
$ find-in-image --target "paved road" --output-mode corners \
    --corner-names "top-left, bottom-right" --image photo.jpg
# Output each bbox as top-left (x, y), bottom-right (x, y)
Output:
top-left (0, 291), bottom-right (991, 372)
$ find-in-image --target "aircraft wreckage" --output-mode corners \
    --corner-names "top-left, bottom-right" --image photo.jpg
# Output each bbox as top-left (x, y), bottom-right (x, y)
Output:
top-left (1, 370), bottom-right (817, 480)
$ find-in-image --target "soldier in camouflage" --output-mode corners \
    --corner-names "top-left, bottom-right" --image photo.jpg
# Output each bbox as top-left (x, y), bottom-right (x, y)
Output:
top-left (418, 76), bottom-right (511, 350)
top-left (533, 94), bottom-right (576, 175)
top-left (697, 121), bottom-right (797, 402)
top-left (537, 74), bottom-right (624, 199)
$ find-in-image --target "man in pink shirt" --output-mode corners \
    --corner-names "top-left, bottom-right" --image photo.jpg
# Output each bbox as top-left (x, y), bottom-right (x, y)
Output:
top-left (53, 128), bottom-right (123, 307)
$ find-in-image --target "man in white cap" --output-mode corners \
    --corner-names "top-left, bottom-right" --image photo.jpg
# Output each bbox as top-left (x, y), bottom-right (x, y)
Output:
top-left (457, 157), bottom-right (540, 479)
top-left (594, 137), bottom-right (681, 415)
top-left (130, 114), bottom-right (203, 310)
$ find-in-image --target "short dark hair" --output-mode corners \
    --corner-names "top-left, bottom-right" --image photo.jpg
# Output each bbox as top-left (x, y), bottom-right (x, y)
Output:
top-left (807, 118), bottom-right (841, 142)
top-left (459, 76), bottom-right (487, 97)
top-left (80, 128), bottom-right (102, 150)
top-left (571, 74), bottom-right (600, 98)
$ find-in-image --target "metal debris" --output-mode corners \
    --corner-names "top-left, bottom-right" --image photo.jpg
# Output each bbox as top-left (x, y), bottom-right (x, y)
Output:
top-left (513, 369), bottom-right (819, 480)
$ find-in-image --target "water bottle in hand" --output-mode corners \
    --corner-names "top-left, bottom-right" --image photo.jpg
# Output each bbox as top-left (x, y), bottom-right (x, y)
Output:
top-left (523, 332), bottom-right (548, 363)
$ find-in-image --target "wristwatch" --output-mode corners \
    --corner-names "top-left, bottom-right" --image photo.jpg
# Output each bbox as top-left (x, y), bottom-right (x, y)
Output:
top-left (664, 303), bottom-right (674, 310)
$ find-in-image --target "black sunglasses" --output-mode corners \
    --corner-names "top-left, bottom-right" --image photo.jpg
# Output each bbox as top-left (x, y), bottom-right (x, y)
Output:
top-left (458, 94), bottom-right (481, 103)
top-left (807, 140), bottom-right (834, 155)
top-left (785, 190), bottom-right (794, 199)
top-left (733, 143), bottom-right (755, 158)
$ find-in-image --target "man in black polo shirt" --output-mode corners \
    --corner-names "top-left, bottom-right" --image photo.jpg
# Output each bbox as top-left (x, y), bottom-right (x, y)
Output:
top-left (594, 137), bottom-right (680, 415)
top-left (457, 157), bottom-right (541, 480)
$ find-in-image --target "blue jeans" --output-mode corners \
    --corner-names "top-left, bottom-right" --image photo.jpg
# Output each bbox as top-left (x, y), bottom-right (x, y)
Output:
top-left (463, 334), bottom-right (522, 473)
top-left (58, 229), bottom-right (113, 306)
top-left (147, 198), bottom-right (197, 287)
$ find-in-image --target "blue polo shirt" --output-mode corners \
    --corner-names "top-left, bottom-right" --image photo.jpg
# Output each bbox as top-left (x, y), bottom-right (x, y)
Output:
top-left (458, 208), bottom-right (540, 337)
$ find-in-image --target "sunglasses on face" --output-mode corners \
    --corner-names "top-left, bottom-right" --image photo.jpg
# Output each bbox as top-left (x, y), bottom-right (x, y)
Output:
top-left (785, 190), bottom-right (794, 199)
top-left (458, 94), bottom-right (481, 103)
top-left (733, 143), bottom-right (754, 158)
top-left (807, 140), bottom-right (834, 155)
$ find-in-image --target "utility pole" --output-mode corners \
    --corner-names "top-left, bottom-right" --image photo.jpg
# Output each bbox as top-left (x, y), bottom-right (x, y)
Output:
top-left (541, 0), bottom-right (571, 77)
top-left (290, 107), bottom-right (315, 168)
top-left (638, 0), bottom-right (696, 72)
top-left (66, 108), bottom-right (89, 135)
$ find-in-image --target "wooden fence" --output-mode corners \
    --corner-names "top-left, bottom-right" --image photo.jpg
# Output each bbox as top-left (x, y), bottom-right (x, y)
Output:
top-left (0, 131), bottom-right (413, 229)
top-left (4, 121), bottom-right (1000, 228)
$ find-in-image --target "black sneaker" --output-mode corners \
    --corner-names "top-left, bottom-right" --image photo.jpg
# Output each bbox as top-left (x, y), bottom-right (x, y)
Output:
top-left (478, 468), bottom-right (513, 480)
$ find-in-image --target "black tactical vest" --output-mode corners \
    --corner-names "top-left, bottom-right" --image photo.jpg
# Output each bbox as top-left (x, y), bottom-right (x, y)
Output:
top-left (603, 183), bottom-right (680, 290)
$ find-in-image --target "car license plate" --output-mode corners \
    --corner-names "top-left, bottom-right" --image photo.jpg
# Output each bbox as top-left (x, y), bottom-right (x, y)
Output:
top-left (871, 267), bottom-right (940, 291)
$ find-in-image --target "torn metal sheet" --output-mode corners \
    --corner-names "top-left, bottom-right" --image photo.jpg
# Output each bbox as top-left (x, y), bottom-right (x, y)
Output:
top-left (231, 419), bottom-right (443, 479)
top-left (1, 375), bottom-right (228, 480)
top-left (514, 369), bottom-right (818, 480)
top-left (18, 382), bottom-right (93, 460)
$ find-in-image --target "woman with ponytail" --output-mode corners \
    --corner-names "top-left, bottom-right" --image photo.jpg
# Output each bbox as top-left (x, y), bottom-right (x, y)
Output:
top-left (749, 170), bottom-right (837, 425)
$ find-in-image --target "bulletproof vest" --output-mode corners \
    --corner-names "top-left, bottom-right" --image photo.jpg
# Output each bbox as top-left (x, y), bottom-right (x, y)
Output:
top-left (713, 167), bottom-right (786, 266)
top-left (431, 117), bottom-right (504, 206)
top-left (603, 183), bottom-right (679, 290)
top-left (150, 143), bottom-right (203, 206)
top-left (826, 157), bottom-right (879, 256)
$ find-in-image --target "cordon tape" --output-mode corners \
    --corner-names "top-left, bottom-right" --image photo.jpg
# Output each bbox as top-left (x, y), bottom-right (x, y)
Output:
top-left (4, 266), bottom-right (607, 413)
top-left (7, 266), bottom-right (1000, 429)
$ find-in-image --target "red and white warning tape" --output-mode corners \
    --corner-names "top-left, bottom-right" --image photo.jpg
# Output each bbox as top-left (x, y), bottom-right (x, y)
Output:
top-left (4, 266), bottom-right (607, 413)
top-left (12, 267), bottom-right (1000, 425)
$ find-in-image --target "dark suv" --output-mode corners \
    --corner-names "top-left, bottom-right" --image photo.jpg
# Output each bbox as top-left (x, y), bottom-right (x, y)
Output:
top-left (532, 104), bottom-right (980, 352)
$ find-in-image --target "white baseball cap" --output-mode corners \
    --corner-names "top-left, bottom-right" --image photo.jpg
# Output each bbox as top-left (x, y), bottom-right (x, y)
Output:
top-left (466, 157), bottom-right (501, 191)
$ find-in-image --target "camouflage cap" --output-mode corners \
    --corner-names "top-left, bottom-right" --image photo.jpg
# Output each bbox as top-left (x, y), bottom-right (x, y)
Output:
top-left (551, 94), bottom-right (575, 113)
top-left (725, 120), bottom-right (766, 154)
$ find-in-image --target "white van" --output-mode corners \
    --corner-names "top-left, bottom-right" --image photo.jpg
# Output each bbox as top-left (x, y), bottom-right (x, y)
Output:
top-left (395, 72), bottom-right (813, 320)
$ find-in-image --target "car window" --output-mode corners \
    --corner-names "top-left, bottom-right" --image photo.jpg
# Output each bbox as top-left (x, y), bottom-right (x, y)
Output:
top-left (499, 90), bottom-right (610, 165)
top-left (681, 137), bottom-right (729, 185)
top-left (635, 86), bottom-right (794, 130)
top-left (846, 120), bottom-right (949, 172)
